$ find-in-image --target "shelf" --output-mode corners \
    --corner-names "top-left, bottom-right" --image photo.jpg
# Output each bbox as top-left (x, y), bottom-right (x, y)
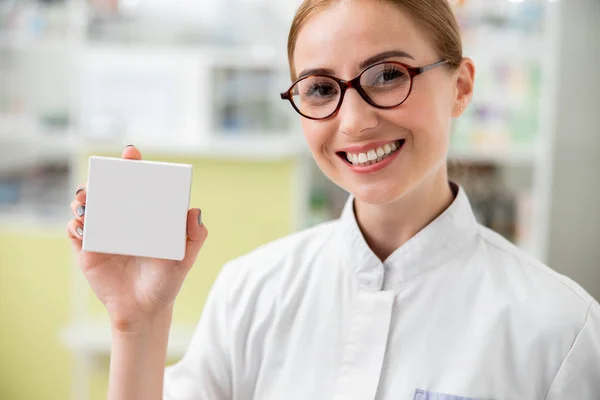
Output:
top-left (0, 37), bottom-right (76, 52)
top-left (59, 321), bottom-right (196, 359)
top-left (200, 134), bottom-right (309, 160)
top-left (0, 132), bottom-right (76, 170)
top-left (82, 43), bottom-right (288, 69)
top-left (82, 133), bottom-right (309, 161)
top-left (448, 146), bottom-right (542, 165)
top-left (464, 34), bottom-right (546, 63)
top-left (0, 113), bottom-right (307, 162)
top-left (0, 211), bottom-right (69, 233)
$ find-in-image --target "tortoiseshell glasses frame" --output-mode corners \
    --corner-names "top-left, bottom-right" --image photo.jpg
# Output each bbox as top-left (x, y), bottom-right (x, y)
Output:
top-left (280, 59), bottom-right (449, 120)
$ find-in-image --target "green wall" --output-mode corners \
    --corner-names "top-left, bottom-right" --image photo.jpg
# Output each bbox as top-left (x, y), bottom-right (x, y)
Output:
top-left (0, 230), bottom-right (72, 400)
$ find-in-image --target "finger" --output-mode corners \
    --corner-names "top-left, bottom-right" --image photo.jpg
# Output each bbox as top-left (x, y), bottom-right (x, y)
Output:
top-left (75, 183), bottom-right (87, 204)
top-left (67, 219), bottom-right (84, 253)
top-left (186, 208), bottom-right (204, 242)
top-left (122, 144), bottom-right (142, 161)
top-left (180, 208), bottom-right (208, 269)
top-left (71, 200), bottom-right (85, 222)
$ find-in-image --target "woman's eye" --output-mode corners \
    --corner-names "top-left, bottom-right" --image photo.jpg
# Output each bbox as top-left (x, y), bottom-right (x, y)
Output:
top-left (364, 65), bottom-right (410, 88)
top-left (305, 83), bottom-right (337, 98)
top-left (374, 68), bottom-right (406, 85)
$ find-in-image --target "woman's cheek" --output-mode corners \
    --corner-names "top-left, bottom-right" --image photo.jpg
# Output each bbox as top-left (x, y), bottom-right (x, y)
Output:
top-left (405, 104), bottom-right (449, 153)
top-left (302, 123), bottom-right (336, 160)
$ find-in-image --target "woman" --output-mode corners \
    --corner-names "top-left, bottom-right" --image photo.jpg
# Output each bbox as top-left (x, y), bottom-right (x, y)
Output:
top-left (67, 0), bottom-right (600, 399)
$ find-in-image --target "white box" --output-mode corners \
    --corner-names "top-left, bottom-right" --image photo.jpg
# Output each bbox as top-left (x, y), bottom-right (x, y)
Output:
top-left (82, 156), bottom-right (193, 261)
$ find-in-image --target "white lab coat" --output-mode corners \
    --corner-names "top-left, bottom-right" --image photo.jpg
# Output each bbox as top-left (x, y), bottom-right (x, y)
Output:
top-left (163, 184), bottom-right (600, 400)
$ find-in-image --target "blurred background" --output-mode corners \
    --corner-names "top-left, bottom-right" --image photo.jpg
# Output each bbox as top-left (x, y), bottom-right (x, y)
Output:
top-left (0, 0), bottom-right (598, 398)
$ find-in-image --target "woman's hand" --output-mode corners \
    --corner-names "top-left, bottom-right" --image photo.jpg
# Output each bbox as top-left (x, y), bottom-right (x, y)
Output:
top-left (66, 145), bottom-right (207, 333)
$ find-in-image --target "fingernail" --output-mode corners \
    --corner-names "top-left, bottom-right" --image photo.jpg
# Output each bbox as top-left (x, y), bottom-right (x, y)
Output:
top-left (125, 144), bottom-right (134, 148)
top-left (197, 209), bottom-right (202, 226)
top-left (76, 226), bottom-right (83, 237)
top-left (76, 204), bottom-right (85, 217)
top-left (76, 186), bottom-right (85, 195)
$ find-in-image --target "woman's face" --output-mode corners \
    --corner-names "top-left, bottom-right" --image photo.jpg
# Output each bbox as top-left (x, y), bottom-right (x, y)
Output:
top-left (293, 1), bottom-right (473, 205)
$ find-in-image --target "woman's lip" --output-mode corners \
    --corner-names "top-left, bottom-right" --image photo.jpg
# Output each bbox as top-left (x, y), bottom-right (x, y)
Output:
top-left (339, 140), bottom-right (404, 174)
top-left (338, 139), bottom-right (404, 154)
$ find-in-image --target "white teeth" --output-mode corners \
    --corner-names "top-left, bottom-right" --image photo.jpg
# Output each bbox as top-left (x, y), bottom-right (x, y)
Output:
top-left (345, 140), bottom-right (403, 167)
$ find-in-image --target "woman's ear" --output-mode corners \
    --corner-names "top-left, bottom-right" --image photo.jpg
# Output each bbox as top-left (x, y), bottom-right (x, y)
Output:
top-left (452, 57), bottom-right (476, 117)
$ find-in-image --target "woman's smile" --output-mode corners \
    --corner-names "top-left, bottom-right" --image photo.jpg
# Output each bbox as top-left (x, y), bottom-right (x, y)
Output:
top-left (336, 139), bottom-right (405, 174)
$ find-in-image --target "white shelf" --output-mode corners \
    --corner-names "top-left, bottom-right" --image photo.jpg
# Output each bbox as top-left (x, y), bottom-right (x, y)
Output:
top-left (82, 42), bottom-right (288, 69)
top-left (0, 132), bottom-right (76, 170)
top-left (448, 145), bottom-right (542, 165)
top-left (0, 113), bottom-right (307, 162)
top-left (59, 321), bottom-right (196, 359)
top-left (464, 33), bottom-right (545, 63)
top-left (0, 211), bottom-right (69, 233)
top-left (82, 133), bottom-right (309, 161)
top-left (196, 134), bottom-right (308, 160)
top-left (0, 37), bottom-right (76, 52)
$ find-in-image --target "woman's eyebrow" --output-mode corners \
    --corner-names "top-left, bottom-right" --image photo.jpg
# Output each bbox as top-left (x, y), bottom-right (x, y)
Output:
top-left (296, 50), bottom-right (415, 80)
top-left (358, 50), bottom-right (414, 69)
top-left (297, 67), bottom-right (336, 80)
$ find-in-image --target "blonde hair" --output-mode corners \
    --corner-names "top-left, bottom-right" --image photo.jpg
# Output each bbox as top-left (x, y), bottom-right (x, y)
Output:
top-left (287, 0), bottom-right (463, 81)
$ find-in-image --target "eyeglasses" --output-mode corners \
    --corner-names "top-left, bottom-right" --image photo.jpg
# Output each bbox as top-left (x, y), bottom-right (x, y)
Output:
top-left (280, 59), bottom-right (449, 120)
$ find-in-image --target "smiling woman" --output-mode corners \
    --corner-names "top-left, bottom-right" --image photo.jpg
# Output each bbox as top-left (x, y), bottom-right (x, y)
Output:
top-left (66, 1), bottom-right (600, 399)
top-left (285, 0), bottom-right (475, 255)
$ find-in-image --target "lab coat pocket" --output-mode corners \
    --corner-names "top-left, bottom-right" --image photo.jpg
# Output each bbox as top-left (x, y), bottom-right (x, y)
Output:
top-left (413, 389), bottom-right (477, 400)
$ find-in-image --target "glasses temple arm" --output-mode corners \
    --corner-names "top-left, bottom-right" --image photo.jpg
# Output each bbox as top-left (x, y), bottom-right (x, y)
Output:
top-left (415, 59), bottom-right (450, 74)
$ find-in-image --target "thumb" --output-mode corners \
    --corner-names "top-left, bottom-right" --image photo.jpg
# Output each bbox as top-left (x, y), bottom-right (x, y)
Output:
top-left (180, 208), bottom-right (208, 269)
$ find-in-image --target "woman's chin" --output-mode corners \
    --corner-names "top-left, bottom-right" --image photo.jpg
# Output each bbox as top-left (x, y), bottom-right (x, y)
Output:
top-left (347, 182), bottom-right (411, 206)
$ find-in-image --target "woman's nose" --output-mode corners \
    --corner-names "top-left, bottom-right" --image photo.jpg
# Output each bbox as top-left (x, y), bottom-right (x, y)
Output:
top-left (336, 89), bottom-right (378, 137)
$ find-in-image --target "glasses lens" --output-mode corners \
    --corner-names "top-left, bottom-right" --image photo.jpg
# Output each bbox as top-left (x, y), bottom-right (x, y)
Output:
top-left (290, 76), bottom-right (340, 119)
top-left (360, 63), bottom-right (411, 107)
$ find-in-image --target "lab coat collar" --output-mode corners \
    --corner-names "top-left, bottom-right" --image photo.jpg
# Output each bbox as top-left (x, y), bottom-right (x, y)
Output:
top-left (338, 182), bottom-right (479, 291)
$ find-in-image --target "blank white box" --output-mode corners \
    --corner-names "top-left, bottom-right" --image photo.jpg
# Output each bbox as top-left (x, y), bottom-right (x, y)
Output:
top-left (82, 156), bottom-right (193, 261)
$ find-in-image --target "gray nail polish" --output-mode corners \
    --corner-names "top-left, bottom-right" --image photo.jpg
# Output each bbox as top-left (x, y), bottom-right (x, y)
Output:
top-left (76, 187), bottom-right (85, 195)
top-left (76, 205), bottom-right (85, 217)
top-left (76, 226), bottom-right (83, 236)
top-left (197, 209), bottom-right (202, 226)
